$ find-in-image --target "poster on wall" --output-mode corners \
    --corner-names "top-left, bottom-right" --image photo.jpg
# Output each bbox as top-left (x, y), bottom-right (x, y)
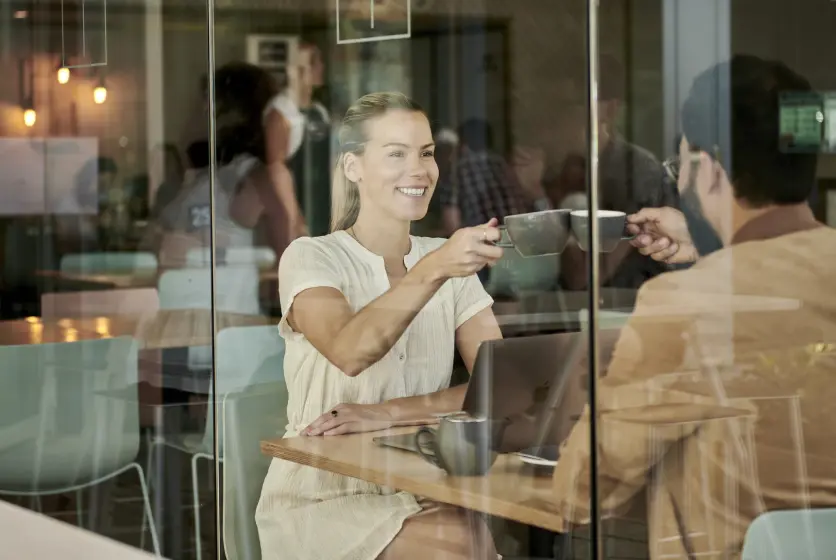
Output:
top-left (0, 137), bottom-right (99, 215)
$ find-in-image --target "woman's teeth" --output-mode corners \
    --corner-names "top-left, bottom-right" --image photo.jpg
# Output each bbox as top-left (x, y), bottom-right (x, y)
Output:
top-left (396, 187), bottom-right (426, 197)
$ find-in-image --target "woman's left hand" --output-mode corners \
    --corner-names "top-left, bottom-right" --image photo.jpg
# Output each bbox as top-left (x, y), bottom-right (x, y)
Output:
top-left (303, 403), bottom-right (394, 436)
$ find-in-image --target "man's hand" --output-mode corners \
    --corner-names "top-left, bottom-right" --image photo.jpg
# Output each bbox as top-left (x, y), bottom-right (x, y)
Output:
top-left (626, 207), bottom-right (699, 264)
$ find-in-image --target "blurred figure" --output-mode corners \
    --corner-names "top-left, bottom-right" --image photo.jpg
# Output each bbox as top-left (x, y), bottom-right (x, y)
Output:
top-left (557, 55), bottom-right (680, 291)
top-left (149, 143), bottom-right (186, 220)
top-left (54, 156), bottom-right (121, 254)
top-left (264, 40), bottom-right (331, 237)
top-left (146, 63), bottom-right (294, 267)
top-left (439, 119), bottom-right (528, 234)
top-left (552, 55), bottom-right (836, 560)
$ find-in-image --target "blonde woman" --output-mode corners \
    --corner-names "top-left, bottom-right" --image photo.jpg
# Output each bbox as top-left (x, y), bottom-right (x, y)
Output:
top-left (256, 92), bottom-right (504, 559)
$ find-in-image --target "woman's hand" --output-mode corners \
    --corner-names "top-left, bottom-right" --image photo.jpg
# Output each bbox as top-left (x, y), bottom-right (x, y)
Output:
top-left (423, 218), bottom-right (504, 280)
top-left (303, 403), bottom-right (395, 436)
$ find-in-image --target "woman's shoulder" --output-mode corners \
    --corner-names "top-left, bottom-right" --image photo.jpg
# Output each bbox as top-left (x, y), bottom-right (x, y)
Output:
top-left (282, 233), bottom-right (348, 261)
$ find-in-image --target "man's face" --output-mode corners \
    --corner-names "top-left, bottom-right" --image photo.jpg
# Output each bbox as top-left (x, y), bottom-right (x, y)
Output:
top-left (299, 46), bottom-right (324, 88)
top-left (678, 135), bottom-right (729, 239)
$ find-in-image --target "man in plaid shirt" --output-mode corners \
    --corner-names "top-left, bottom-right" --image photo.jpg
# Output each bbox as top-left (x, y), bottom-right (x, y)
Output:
top-left (438, 119), bottom-right (531, 233)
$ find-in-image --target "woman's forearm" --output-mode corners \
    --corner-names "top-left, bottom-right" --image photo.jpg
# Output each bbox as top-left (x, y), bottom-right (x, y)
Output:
top-left (381, 384), bottom-right (467, 424)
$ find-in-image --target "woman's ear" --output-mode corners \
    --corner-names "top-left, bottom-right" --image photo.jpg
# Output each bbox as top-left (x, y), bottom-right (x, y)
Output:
top-left (343, 152), bottom-right (362, 183)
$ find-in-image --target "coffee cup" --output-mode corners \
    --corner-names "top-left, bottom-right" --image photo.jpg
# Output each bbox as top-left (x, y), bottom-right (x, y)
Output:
top-left (570, 210), bottom-right (636, 253)
top-left (414, 413), bottom-right (501, 476)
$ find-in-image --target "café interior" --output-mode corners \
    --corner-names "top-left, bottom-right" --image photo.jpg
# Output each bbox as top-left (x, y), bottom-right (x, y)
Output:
top-left (2, 0), bottom-right (836, 558)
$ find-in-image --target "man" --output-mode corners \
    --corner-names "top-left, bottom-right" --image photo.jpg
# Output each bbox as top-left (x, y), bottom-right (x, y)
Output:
top-left (552, 55), bottom-right (836, 559)
top-left (439, 118), bottom-right (528, 234)
top-left (558, 55), bottom-right (680, 291)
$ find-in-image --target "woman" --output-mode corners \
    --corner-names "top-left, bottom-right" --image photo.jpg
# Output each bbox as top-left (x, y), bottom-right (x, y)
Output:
top-left (256, 92), bottom-right (504, 559)
top-left (263, 41), bottom-right (329, 237)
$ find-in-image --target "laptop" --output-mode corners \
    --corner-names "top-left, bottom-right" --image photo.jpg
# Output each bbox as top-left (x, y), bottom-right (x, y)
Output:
top-left (373, 331), bottom-right (587, 455)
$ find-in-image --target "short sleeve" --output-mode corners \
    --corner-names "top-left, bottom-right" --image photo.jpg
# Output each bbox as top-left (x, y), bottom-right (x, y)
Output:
top-left (277, 238), bottom-right (343, 337)
top-left (452, 274), bottom-right (494, 329)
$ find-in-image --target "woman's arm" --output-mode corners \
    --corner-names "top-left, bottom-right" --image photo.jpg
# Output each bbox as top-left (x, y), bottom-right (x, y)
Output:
top-left (304, 307), bottom-right (502, 436)
top-left (289, 227), bottom-right (502, 377)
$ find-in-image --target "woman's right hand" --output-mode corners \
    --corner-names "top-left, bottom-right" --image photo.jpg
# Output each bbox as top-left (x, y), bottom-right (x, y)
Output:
top-left (426, 218), bottom-right (504, 279)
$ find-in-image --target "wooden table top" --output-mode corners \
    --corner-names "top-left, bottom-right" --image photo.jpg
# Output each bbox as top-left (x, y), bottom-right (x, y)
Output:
top-left (0, 309), bottom-right (277, 349)
top-left (261, 427), bottom-right (563, 532)
top-left (36, 268), bottom-right (278, 289)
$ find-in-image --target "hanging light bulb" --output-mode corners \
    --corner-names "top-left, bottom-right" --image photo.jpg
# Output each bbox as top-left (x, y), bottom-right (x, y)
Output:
top-left (23, 108), bottom-right (36, 127)
top-left (57, 66), bottom-right (70, 84)
top-left (93, 85), bottom-right (107, 104)
top-left (93, 76), bottom-right (107, 104)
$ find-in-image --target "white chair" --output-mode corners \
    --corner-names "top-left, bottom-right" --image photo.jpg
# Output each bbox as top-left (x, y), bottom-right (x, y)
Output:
top-left (60, 252), bottom-right (158, 273)
top-left (184, 247), bottom-right (276, 269)
top-left (0, 337), bottom-right (160, 556)
top-left (742, 509), bottom-right (836, 559)
top-left (41, 288), bottom-right (160, 318)
top-left (145, 325), bottom-right (286, 560)
top-left (222, 381), bottom-right (288, 560)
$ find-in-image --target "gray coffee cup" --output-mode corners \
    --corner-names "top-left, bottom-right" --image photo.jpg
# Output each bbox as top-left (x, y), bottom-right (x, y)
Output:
top-left (414, 413), bottom-right (500, 476)
top-left (497, 209), bottom-right (572, 257)
top-left (570, 210), bottom-right (636, 253)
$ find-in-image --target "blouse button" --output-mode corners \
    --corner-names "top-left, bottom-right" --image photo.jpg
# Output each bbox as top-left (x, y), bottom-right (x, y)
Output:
top-left (398, 353), bottom-right (406, 361)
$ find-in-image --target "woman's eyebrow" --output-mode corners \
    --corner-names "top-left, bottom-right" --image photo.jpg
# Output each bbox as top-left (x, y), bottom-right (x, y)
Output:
top-left (381, 142), bottom-right (436, 149)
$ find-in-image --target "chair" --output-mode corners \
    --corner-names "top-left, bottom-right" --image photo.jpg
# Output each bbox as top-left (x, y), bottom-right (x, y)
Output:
top-left (41, 288), bottom-right (160, 318)
top-left (145, 325), bottom-right (286, 560)
top-left (222, 381), bottom-right (289, 560)
top-left (185, 247), bottom-right (277, 269)
top-left (0, 337), bottom-right (160, 555)
top-left (742, 509), bottom-right (836, 559)
top-left (60, 252), bottom-right (158, 273)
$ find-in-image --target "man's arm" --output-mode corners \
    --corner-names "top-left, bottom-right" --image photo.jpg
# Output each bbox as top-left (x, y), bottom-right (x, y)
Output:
top-left (549, 275), bottom-right (708, 527)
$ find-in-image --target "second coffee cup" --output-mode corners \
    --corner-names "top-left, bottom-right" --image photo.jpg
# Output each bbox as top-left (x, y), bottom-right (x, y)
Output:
top-left (569, 210), bottom-right (635, 253)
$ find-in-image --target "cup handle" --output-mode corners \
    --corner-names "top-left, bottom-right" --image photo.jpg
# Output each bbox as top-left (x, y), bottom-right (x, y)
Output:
top-left (415, 427), bottom-right (443, 468)
top-left (621, 224), bottom-right (637, 241)
top-left (493, 225), bottom-right (516, 248)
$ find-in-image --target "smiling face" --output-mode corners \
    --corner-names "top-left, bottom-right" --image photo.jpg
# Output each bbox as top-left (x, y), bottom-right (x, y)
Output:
top-left (344, 109), bottom-right (438, 224)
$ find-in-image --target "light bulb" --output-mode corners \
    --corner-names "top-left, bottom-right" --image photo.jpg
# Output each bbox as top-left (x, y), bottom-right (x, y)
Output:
top-left (23, 108), bottom-right (36, 127)
top-left (57, 67), bottom-right (70, 84)
top-left (93, 85), bottom-right (107, 104)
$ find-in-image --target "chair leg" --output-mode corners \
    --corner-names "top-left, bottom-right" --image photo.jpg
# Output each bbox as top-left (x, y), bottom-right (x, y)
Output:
top-left (75, 490), bottom-right (84, 528)
top-left (131, 463), bottom-right (161, 558)
top-left (191, 454), bottom-right (203, 560)
top-left (140, 439), bottom-right (156, 552)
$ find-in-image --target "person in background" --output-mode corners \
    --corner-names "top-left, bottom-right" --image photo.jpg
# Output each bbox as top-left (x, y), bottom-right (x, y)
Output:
top-left (264, 40), bottom-right (332, 237)
top-left (556, 54), bottom-right (680, 291)
top-left (149, 143), bottom-right (186, 220)
top-left (145, 63), bottom-right (294, 268)
top-left (256, 92), bottom-right (503, 560)
top-left (552, 55), bottom-right (836, 559)
top-left (439, 118), bottom-right (528, 234)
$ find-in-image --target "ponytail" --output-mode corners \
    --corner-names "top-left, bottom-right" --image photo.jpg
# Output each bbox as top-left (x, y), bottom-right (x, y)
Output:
top-left (330, 153), bottom-right (361, 232)
top-left (329, 91), bottom-right (425, 233)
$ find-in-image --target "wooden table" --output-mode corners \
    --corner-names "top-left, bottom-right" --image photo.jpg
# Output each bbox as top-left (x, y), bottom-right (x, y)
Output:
top-left (0, 309), bottom-right (278, 349)
top-left (36, 268), bottom-right (278, 290)
top-left (261, 427), bottom-right (563, 533)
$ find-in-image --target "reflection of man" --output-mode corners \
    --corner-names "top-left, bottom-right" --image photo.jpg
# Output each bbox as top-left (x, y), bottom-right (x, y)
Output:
top-left (552, 56), bottom-right (836, 559)
top-left (558, 55), bottom-right (680, 291)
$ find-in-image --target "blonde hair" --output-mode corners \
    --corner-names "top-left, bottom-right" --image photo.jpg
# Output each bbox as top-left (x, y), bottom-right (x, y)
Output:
top-left (330, 92), bottom-right (425, 232)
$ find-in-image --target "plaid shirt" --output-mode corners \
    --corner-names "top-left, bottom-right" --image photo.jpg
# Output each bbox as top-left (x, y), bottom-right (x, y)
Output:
top-left (438, 151), bottom-right (527, 227)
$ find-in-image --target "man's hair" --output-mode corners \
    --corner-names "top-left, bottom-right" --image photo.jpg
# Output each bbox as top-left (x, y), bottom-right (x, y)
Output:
top-left (458, 119), bottom-right (494, 152)
top-left (681, 55), bottom-right (817, 207)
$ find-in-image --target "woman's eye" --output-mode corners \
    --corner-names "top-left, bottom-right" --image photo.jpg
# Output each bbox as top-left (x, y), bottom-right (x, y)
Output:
top-left (422, 151), bottom-right (435, 158)
top-left (389, 151), bottom-right (405, 158)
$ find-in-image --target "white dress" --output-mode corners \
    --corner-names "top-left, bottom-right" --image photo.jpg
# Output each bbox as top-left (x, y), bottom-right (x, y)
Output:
top-left (256, 231), bottom-right (494, 560)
